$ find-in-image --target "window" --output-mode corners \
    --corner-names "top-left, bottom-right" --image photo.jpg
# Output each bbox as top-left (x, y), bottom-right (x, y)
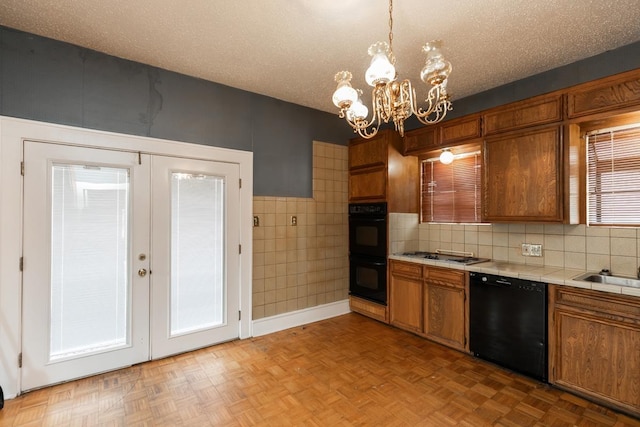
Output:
top-left (587, 124), bottom-right (640, 226)
top-left (421, 151), bottom-right (482, 223)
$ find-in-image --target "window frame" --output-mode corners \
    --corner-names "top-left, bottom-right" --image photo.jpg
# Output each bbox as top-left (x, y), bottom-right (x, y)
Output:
top-left (420, 149), bottom-right (484, 224)
top-left (586, 123), bottom-right (640, 227)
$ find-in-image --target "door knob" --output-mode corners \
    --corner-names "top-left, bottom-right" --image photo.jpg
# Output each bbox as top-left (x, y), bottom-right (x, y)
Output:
top-left (138, 268), bottom-right (147, 277)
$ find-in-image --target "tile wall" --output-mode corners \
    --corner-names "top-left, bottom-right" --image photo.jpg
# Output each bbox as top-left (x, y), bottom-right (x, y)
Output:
top-left (390, 213), bottom-right (640, 277)
top-left (252, 142), bottom-right (349, 319)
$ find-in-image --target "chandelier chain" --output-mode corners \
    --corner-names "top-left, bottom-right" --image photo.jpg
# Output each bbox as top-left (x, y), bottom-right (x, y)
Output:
top-left (388, 0), bottom-right (395, 65)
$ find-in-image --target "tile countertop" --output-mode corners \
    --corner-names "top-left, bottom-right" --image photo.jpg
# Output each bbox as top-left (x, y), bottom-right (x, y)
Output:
top-left (388, 254), bottom-right (640, 298)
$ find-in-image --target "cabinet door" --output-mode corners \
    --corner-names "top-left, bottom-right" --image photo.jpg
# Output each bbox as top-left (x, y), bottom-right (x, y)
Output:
top-left (439, 115), bottom-right (482, 145)
top-left (403, 126), bottom-right (438, 155)
top-left (349, 134), bottom-right (387, 170)
top-left (553, 310), bottom-right (640, 413)
top-left (390, 274), bottom-right (423, 333)
top-left (424, 281), bottom-right (466, 350)
top-left (483, 126), bottom-right (563, 222)
top-left (349, 168), bottom-right (386, 201)
top-left (567, 69), bottom-right (640, 119)
top-left (483, 94), bottom-right (563, 136)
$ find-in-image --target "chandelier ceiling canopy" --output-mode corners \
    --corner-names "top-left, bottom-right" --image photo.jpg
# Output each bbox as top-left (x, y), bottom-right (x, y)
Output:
top-left (332, 0), bottom-right (453, 139)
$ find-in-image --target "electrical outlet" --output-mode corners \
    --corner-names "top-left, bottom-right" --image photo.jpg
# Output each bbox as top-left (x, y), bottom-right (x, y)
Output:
top-left (530, 244), bottom-right (543, 257)
top-left (521, 243), bottom-right (531, 256)
top-left (291, 215), bottom-right (297, 226)
top-left (253, 216), bottom-right (260, 227)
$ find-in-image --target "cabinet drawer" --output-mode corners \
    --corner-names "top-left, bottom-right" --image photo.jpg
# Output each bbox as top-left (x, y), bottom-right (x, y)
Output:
top-left (424, 266), bottom-right (465, 287)
top-left (553, 286), bottom-right (640, 322)
top-left (483, 94), bottom-right (563, 135)
top-left (390, 260), bottom-right (423, 278)
top-left (350, 296), bottom-right (388, 324)
top-left (567, 70), bottom-right (640, 119)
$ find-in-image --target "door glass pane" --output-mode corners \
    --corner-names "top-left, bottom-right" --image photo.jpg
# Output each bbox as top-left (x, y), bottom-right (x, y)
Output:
top-left (171, 173), bottom-right (225, 335)
top-left (50, 164), bottom-right (130, 360)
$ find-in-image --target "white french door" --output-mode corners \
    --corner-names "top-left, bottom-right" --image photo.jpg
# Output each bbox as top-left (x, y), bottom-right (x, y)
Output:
top-left (150, 155), bottom-right (239, 359)
top-left (21, 141), bottom-right (240, 391)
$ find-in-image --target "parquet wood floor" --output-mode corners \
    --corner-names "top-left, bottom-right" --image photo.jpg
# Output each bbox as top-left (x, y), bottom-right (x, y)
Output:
top-left (1, 313), bottom-right (639, 426)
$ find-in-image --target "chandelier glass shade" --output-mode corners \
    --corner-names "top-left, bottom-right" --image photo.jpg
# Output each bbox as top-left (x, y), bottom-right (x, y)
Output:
top-left (332, 0), bottom-right (453, 139)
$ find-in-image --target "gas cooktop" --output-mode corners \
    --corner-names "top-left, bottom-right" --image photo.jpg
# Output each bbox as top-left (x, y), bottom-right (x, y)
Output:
top-left (400, 251), bottom-right (490, 266)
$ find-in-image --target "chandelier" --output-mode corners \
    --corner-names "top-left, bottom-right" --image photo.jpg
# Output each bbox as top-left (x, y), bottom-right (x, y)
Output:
top-left (331, 0), bottom-right (453, 139)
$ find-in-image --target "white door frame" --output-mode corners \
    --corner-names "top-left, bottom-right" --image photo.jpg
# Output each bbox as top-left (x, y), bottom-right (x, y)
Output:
top-left (0, 116), bottom-right (253, 398)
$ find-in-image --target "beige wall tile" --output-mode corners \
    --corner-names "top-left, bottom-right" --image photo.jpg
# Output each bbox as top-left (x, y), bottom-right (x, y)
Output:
top-left (251, 141), bottom-right (348, 320)
top-left (611, 237), bottom-right (636, 257)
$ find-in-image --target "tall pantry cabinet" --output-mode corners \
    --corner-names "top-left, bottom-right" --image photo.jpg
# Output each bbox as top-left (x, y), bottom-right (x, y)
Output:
top-left (348, 129), bottom-right (419, 323)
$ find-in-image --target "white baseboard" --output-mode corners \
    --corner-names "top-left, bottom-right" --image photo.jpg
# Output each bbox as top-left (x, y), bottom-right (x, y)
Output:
top-left (251, 300), bottom-right (350, 337)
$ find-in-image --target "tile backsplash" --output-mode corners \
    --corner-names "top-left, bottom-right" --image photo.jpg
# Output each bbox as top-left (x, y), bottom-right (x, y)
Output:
top-left (389, 214), bottom-right (640, 277)
top-left (252, 142), bottom-right (348, 320)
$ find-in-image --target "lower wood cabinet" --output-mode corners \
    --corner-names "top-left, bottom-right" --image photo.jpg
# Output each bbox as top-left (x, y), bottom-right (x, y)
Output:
top-left (390, 260), bottom-right (468, 352)
top-left (389, 261), bottom-right (423, 333)
top-left (549, 285), bottom-right (640, 417)
top-left (424, 267), bottom-right (467, 351)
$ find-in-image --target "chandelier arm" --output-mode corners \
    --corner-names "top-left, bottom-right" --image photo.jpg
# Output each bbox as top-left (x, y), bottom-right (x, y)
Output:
top-left (340, 98), bottom-right (382, 139)
top-left (414, 89), bottom-right (452, 125)
top-left (355, 95), bottom-right (382, 138)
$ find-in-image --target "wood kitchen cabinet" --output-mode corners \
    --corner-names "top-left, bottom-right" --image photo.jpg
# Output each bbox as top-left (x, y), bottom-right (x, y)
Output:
top-left (389, 260), bottom-right (423, 333)
top-left (483, 125), bottom-right (565, 222)
top-left (349, 129), bottom-right (419, 213)
top-left (549, 285), bottom-right (640, 417)
top-left (482, 94), bottom-right (563, 136)
top-left (423, 267), bottom-right (467, 351)
top-left (389, 260), bottom-right (469, 352)
top-left (403, 114), bottom-right (481, 156)
top-left (567, 68), bottom-right (640, 120)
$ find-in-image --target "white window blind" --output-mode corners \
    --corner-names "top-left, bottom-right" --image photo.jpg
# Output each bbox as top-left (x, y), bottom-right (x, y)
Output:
top-left (50, 164), bottom-right (130, 360)
top-left (170, 172), bottom-right (225, 335)
top-left (421, 151), bottom-right (482, 223)
top-left (587, 124), bottom-right (640, 226)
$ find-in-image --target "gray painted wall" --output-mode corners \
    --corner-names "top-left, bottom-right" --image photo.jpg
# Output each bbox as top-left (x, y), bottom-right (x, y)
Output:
top-left (0, 27), bottom-right (354, 197)
top-left (2, 26), bottom-right (640, 195)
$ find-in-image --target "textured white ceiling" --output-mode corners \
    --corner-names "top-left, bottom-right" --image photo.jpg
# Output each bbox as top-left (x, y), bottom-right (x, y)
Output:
top-left (1, 0), bottom-right (640, 115)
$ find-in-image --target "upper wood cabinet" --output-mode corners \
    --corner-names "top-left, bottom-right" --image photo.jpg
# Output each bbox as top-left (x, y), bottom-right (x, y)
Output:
top-left (439, 114), bottom-right (482, 145)
top-left (568, 68), bottom-right (640, 119)
top-left (483, 94), bottom-right (564, 136)
top-left (403, 114), bottom-right (481, 155)
top-left (483, 125), bottom-right (564, 222)
top-left (349, 129), bottom-right (419, 213)
top-left (403, 126), bottom-right (438, 155)
top-left (549, 285), bottom-right (640, 417)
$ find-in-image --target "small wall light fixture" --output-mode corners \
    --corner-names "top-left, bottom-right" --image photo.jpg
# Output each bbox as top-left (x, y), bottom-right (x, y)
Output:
top-left (439, 149), bottom-right (454, 164)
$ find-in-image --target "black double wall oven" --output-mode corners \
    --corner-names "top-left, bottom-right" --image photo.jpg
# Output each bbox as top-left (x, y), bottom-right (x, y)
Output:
top-left (348, 202), bottom-right (388, 305)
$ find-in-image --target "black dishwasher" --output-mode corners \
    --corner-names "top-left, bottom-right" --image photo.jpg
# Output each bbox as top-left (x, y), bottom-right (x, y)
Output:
top-left (469, 272), bottom-right (548, 382)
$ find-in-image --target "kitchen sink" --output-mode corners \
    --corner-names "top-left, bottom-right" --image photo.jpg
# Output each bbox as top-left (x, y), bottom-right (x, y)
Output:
top-left (573, 272), bottom-right (640, 288)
